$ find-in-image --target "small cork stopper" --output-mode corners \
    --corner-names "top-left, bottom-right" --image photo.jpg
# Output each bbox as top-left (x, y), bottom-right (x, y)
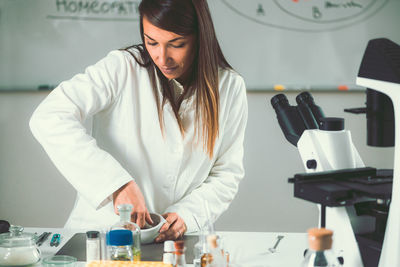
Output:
top-left (308, 228), bottom-right (333, 251)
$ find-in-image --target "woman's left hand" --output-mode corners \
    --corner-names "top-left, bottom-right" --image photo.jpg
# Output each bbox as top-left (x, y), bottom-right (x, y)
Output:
top-left (155, 212), bottom-right (187, 242)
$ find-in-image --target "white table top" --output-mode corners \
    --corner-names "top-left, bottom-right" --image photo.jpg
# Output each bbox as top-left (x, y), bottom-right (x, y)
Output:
top-left (25, 227), bottom-right (307, 267)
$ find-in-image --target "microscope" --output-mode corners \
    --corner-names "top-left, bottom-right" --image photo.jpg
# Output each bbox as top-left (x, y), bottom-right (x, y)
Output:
top-left (271, 38), bottom-right (399, 267)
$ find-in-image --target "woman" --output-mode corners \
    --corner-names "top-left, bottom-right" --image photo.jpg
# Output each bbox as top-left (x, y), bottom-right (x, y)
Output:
top-left (30, 0), bottom-right (247, 242)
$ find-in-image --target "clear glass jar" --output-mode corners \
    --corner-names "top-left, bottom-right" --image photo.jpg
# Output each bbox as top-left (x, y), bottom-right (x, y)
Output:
top-left (107, 229), bottom-right (135, 261)
top-left (0, 225), bottom-right (41, 266)
top-left (108, 204), bottom-right (141, 260)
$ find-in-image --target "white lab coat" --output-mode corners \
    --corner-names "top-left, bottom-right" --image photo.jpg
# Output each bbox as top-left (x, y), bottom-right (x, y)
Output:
top-left (29, 49), bottom-right (248, 232)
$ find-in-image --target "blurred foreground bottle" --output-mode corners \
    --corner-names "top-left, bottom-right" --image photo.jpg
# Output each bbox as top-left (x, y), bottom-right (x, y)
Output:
top-left (197, 201), bottom-right (229, 267)
top-left (200, 235), bottom-right (228, 267)
top-left (174, 240), bottom-right (186, 267)
top-left (301, 228), bottom-right (342, 267)
top-left (193, 230), bottom-right (208, 267)
top-left (193, 216), bottom-right (214, 267)
top-left (107, 204), bottom-right (141, 260)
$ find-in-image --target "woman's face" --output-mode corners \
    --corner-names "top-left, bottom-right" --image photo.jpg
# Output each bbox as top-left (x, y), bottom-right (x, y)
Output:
top-left (143, 16), bottom-right (196, 83)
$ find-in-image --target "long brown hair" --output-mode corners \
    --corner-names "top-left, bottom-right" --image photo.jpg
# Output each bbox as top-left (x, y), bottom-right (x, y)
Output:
top-left (123, 0), bottom-right (231, 158)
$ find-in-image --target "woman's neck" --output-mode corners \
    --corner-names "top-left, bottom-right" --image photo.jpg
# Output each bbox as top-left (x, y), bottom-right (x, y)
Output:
top-left (176, 65), bottom-right (194, 88)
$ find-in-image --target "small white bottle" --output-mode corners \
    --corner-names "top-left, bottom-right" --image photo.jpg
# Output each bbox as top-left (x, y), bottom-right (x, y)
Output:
top-left (86, 231), bottom-right (100, 262)
top-left (163, 240), bottom-right (175, 264)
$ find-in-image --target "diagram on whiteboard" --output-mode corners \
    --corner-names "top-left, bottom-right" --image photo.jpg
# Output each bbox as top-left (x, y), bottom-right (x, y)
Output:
top-left (221, 0), bottom-right (389, 31)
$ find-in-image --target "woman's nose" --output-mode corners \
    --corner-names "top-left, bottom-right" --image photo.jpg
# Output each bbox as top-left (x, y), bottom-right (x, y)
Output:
top-left (158, 47), bottom-right (170, 66)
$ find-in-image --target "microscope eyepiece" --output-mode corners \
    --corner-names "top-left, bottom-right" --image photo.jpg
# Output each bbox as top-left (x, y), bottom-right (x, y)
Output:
top-left (271, 93), bottom-right (306, 146)
top-left (271, 94), bottom-right (289, 109)
top-left (296, 91), bottom-right (325, 126)
top-left (295, 91), bottom-right (314, 105)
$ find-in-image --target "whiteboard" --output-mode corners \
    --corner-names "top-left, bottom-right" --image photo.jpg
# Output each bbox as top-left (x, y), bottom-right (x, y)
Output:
top-left (1, 0), bottom-right (399, 91)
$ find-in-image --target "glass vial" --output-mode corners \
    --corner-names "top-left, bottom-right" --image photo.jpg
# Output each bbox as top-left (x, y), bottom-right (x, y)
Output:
top-left (86, 231), bottom-right (100, 262)
top-left (301, 228), bottom-right (342, 267)
top-left (99, 229), bottom-right (108, 260)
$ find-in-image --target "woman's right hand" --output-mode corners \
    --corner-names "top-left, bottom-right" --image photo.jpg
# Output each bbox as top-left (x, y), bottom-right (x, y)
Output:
top-left (113, 180), bottom-right (153, 228)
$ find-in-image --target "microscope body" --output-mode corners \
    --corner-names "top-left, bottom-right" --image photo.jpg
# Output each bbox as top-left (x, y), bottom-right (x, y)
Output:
top-left (356, 38), bottom-right (400, 267)
top-left (298, 129), bottom-right (364, 172)
top-left (271, 37), bottom-right (400, 267)
top-left (356, 78), bottom-right (400, 267)
top-left (297, 128), bottom-right (365, 267)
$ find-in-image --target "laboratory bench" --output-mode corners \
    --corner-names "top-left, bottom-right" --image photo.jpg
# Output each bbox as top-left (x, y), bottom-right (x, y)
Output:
top-left (25, 227), bottom-right (307, 267)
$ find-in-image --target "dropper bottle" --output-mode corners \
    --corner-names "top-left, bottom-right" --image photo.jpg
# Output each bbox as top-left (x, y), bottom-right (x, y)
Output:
top-left (198, 201), bottom-right (228, 267)
top-left (193, 200), bottom-right (215, 266)
top-left (193, 218), bottom-right (208, 267)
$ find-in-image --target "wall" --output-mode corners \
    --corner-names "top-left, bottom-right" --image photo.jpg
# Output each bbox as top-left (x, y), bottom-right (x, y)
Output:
top-left (0, 91), bottom-right (394, 232)
top-left (2, 0), bottom-right (400, 90)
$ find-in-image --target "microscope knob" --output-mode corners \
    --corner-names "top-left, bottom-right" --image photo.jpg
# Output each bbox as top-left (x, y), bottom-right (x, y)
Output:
top-left (306, 159), bottom-right (317, 169)
top-left (319, 117), bottom-right (344, 131)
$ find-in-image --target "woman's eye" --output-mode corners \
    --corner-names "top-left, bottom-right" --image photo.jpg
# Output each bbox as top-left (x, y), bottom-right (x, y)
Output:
top-left (171, 43), bottom-right (185, 48)
top-left (147, 42), bottom-right (157, 46)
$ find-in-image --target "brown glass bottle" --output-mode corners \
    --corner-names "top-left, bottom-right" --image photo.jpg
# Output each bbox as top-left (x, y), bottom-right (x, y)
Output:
top-left (174, 240), bottom-right (187, 267)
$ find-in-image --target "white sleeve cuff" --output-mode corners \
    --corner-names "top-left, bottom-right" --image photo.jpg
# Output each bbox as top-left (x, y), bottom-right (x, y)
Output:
top-left (92, 176), bottom-right (133, 210)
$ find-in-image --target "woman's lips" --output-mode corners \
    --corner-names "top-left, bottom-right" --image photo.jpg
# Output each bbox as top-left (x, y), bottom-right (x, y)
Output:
top-left (161, 66), bottom-right (178, 74)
